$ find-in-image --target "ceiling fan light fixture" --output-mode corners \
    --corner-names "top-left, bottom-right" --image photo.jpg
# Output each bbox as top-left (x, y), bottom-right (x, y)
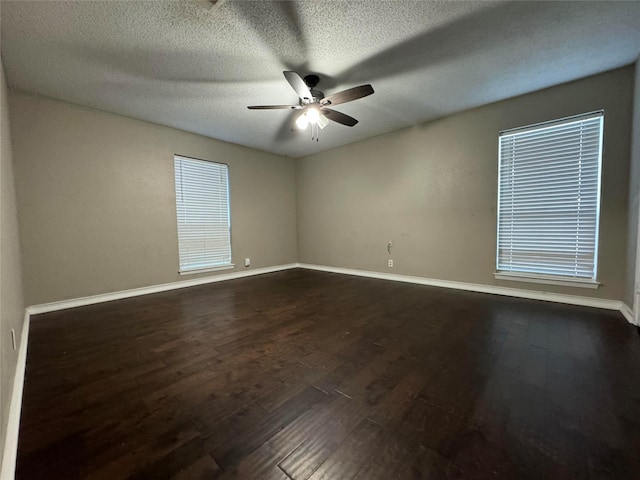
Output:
top-left (295, 113), bottom-right (309, 130)
top-left (306, 107), bottom-right (320, 125)
top-left (318, 114), bottom-right (330, 130)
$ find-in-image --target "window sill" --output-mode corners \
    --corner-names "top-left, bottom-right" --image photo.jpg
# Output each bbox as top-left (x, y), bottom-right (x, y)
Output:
top-left (179, 264), bottom-right (235, 276)
top-left (494, 272), bottom-right (600, 289)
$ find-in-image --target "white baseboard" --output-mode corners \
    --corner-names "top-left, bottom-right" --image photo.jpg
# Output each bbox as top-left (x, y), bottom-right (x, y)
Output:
top-left (25, 259), bottom-right (633, 323)
top-left (27, 263), bottom-right (298, 315)
top-left (1, 262), bottom-right (635, 479)
top-left (620, 303), bottom-right (635, 325)
top-left (0, 311), bottom-right (30, 480)
top-left (298, 263), bottom-right (629, 318)
top-left (1, 262), bottom-right (298, 479)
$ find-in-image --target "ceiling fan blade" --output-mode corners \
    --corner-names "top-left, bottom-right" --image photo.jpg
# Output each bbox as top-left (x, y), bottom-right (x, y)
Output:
top-left (283, 71), bottom-right (312, 101)
top-left (322, 108), bottom-right (358, 127)
top-left (320, 84), bottom-right (374, 107)
top-left (247, 105), bottom-right (299, 110)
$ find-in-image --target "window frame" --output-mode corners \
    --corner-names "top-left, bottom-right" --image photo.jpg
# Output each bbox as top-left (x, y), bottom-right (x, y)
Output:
top-left (494, 111), bottom-right (604, 289)
top-left (173, 154), bottom-right (234, 275)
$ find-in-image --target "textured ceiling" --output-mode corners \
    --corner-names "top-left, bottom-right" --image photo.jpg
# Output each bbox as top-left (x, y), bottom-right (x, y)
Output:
top-left (1, 1), bottom-right (640, 158)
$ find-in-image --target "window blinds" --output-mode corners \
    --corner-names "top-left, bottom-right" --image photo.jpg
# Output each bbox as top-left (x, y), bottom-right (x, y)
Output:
top-left (497, 111), bottom-right (603, 280)
top-left (174, 155), bottom-right (231, 272)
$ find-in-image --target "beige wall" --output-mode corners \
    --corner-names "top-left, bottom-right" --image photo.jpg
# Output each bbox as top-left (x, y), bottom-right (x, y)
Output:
top-left (0, 59), bottom-right (25, 458)
top-left (297, 66), bottom-right (634, 301)
top-left (627, 60), bottom-right (640, 313)
top-left (9, 92), bottom-right (298, 305)
top-left (5, 66), bottom-right (637, 308)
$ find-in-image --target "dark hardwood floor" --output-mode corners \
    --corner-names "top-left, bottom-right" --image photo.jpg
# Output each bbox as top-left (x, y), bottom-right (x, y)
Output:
top-left (17, 269), bottom-right (640, 479)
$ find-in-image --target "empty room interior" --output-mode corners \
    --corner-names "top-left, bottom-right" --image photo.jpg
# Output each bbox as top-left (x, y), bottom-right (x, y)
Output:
top-left (2, 1), bottom-right (640, 478)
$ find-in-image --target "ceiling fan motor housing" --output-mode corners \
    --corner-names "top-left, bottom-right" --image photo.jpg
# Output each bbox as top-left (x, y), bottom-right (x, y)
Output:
top-left (298, 90), bottom-right (324, 106)
top-left (310, 89), bottom-right (324, 103)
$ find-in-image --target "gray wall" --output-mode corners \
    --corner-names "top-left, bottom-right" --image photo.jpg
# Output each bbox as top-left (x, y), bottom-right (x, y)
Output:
top-left (627, 59), bottom-right (640, 312)
top-left (0, 60), bottom-right (25, 458)
top-left (9, 92), bottom-right (298, 305)
top-left (297, 66), bottom-right (634, 301)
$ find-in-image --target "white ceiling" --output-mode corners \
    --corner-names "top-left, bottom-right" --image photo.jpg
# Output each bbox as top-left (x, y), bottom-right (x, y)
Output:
top-left (1, 1), bottom-right (640, 158)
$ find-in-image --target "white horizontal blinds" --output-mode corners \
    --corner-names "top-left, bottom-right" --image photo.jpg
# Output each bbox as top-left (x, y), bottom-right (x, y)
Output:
top-left (497, 112), bottom-right (603, 280)
top-left (174, 155), bottom-right (231, 271)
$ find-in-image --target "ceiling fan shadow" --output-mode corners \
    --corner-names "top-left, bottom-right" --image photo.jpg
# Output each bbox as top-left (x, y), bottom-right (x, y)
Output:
top-left (231, 0), bottom-right (308, 73)
top-left (335, 1), bottom-right (553, 84)
top-left (67, 43), bottom-right (275, 84)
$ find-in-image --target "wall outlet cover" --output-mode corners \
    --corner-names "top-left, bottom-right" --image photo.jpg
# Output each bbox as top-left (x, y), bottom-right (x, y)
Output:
top-left (245, 258), bottom-right (251, 267)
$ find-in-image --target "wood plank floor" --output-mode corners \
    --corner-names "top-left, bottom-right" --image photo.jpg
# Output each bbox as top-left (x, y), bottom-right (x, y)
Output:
top-left (16, 269), bottom-right (640, 479)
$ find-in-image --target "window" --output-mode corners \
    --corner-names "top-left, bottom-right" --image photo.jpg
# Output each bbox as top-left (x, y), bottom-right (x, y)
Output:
top-left (496, 111), bottom-right (604, 288)
top-left (174, 155), bottom-right (232, 273)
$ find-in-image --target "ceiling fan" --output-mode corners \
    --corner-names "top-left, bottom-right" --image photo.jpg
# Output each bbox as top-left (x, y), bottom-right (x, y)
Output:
top-left (248, 71), bottom-right (374, 141)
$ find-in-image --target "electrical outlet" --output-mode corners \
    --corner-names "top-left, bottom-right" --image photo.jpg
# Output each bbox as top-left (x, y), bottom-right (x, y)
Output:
top-left (11, 329), bottom-right (16, 351)
top-left (245, 258), bottom-right (251, 267)
top-left (388, 259), bottom-right (394, 268)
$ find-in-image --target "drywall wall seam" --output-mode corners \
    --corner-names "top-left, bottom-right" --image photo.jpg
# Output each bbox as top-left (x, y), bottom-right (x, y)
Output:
top-left (0, 310), bottom-right (29, 480)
